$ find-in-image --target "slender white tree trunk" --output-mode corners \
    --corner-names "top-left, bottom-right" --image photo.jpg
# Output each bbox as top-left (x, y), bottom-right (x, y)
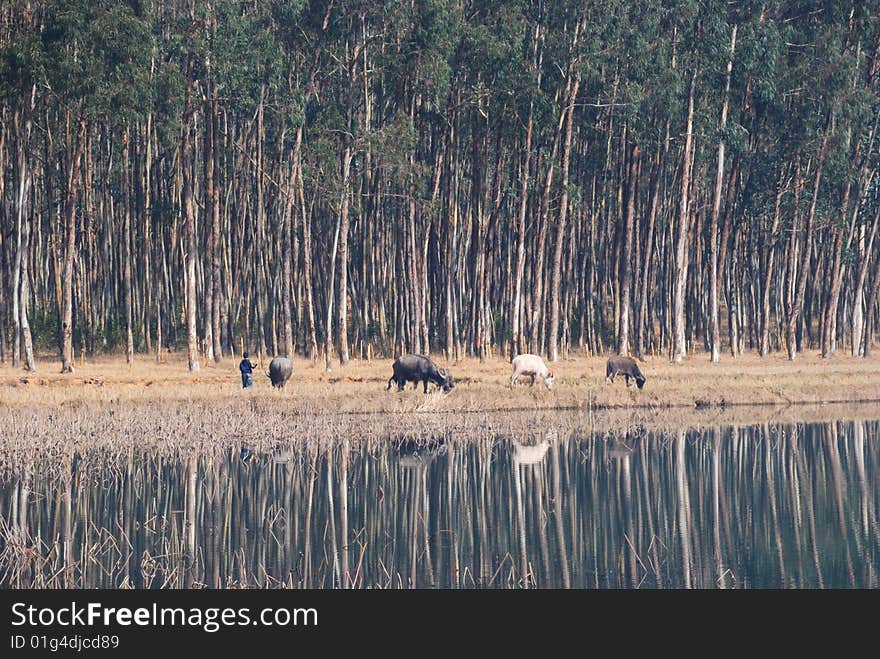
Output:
top-left (709, 26), bottom-right (736, 363)
top-left (672, 66), bottom-right (697, 363)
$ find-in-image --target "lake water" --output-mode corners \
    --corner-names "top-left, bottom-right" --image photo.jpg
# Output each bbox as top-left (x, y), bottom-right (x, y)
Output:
top-left (1, 416), bottom-right (878, 588)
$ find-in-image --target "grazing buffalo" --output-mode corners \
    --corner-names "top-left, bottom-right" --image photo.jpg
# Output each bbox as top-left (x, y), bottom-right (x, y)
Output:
top-left (511, 353), bottom-right (555, 390)
top-left (387, 354), bottom-right (454, 393)
top-left (605, 354), bottom-right (646, 389)
top-left (268, 356), bottom-right (293, 388)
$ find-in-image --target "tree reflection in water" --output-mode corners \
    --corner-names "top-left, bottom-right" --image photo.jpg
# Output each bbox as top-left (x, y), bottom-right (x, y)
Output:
top-left (1, 420), bottom-right (878, 588)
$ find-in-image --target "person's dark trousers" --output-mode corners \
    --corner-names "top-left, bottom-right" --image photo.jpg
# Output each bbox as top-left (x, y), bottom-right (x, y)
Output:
top-left (242, 373), bottom-right (253, 388)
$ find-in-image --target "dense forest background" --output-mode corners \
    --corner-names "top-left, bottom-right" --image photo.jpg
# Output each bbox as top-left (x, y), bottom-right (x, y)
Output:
top-left (1, 0), bottom-right (879, 372)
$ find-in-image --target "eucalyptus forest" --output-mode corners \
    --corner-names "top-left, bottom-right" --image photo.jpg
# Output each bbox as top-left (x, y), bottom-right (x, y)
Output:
top-left (2, 0), bottom-right (879, 372)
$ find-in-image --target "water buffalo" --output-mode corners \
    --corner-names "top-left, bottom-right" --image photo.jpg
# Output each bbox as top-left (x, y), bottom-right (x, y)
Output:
top-left (386, 354), bottom-right (454, 393)
top-left (268, 356), bottom-right (293, 388)
top-left (605, 354), bottom-right (645, 389)
top-left (511, 353), bottom-right (555, 390)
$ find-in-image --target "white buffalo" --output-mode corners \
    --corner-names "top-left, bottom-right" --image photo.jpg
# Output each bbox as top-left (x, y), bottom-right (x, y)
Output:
top-left (510, 353), bottom-right (555, 390)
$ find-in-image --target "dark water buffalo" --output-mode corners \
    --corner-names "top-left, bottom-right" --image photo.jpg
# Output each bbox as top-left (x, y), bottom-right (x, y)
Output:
top-left (268, 356), bottom-right (293, 388)
top-left (386, 354), bottom-right (454, 393)
top-left (605, 354), bottom-right (646, 389)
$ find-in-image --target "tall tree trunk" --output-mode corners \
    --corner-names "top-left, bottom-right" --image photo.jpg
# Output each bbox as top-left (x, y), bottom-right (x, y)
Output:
top-left (672, 66), bottom-right (697, 363)
top-left (443, 109), bottom-right (459, 361)
top-left (337, 37), bottom-right (358, 366)
top-left (60, 119), bottom-right (85, 373)
top-left (469, 116), bottom-right (487, 360)
top-left (183, 122), bottom-right (200, 372)
top-left (529, 112), bottom-right (563, 355)
top-left (821, 137), bottom-right (858, 358)
top-left (208, 87), bottom-right (223, 361)
top-left (202, 84), bottom-right (215, 363)
top-left (759, 182), bottom-right (784, 356)
top-left (511, 21), bottom-right (542, 361)
top-left (337, 149), bottom-right (352, 365)
top-left (787, 118), bottom-right (830, 360)
top-left (325, 212), bottom-right (341, 371)
top-left (123, 131), bottom-right (134, 364)
top-left (155, 286), bottom-right (162, 363)
top-left (298, 161), bottom-right (318, 362)
top-left (719, 156), bottom-right (740, 357)
top-left (852, 202), bottom-right (880, 355)
top-left (617, 143), bottom-right (639, 356)
top-left (19, 196), bottom-right (35, 371)
top-left (16, 117), bottom-right (35, 371)
top-left (549, 19), bottom-right (582, 362)
top-left (0, 117), bottom-right (6, 365)
top-left (636, 118), bottom-right (671, 358)
top-left (862, 248), bottom-right (880, 358)
top-left (291, 2), bottom-right (331, 364)
top-left (709, 25), bottom-right (736, 363)
top-left (281, 141), bottom-right (296, 359)
top-left (12, 112), bottom-right (23, 369)
top-left (407, 191), bottom-right (423, 355)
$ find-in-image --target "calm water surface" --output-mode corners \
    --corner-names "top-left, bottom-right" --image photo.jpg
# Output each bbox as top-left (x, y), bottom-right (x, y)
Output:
top-left (1, 418), bottom-right (878, 588)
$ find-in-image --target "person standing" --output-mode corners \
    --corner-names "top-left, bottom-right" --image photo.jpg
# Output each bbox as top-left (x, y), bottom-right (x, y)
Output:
top-left (239, 352), bottom-right (257, 388)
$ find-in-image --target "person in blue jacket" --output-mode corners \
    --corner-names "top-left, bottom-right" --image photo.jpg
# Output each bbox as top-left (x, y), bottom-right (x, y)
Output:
top-left (239, 352), bottom-right (257, 388)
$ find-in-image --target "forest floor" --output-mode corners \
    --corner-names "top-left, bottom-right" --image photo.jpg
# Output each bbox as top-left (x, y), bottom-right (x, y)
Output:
top-left (1, 350), bottom-right (879, 430)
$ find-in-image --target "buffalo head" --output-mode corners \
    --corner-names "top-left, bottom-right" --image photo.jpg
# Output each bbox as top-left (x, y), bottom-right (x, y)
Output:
top-left (438, 368), bottom-right (454, 392)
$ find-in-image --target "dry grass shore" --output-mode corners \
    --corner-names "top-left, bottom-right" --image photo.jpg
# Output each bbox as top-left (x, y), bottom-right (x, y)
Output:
top-left (0, 352), bottom-right (879, 474)
top-left (1, 350), bottom-right (879, 418)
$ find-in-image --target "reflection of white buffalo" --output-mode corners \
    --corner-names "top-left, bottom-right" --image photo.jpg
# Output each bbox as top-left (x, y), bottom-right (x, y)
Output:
top-left (272, 447), bottom-right (294, 463)
top-left (512, 437), bottom-right (550, 467)
top-left (607, 437), bottom-right (635, 460)
top-left (399, 451), bottom-right (435, 469)
top-left (397, 439), bottom-right (447, 469)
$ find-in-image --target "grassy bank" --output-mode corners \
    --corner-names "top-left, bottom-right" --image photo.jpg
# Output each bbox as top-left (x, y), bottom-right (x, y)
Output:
top-left (1, 351), bottom-right (879, 416)
top-left (0, 398), bottom-right (877, 481)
